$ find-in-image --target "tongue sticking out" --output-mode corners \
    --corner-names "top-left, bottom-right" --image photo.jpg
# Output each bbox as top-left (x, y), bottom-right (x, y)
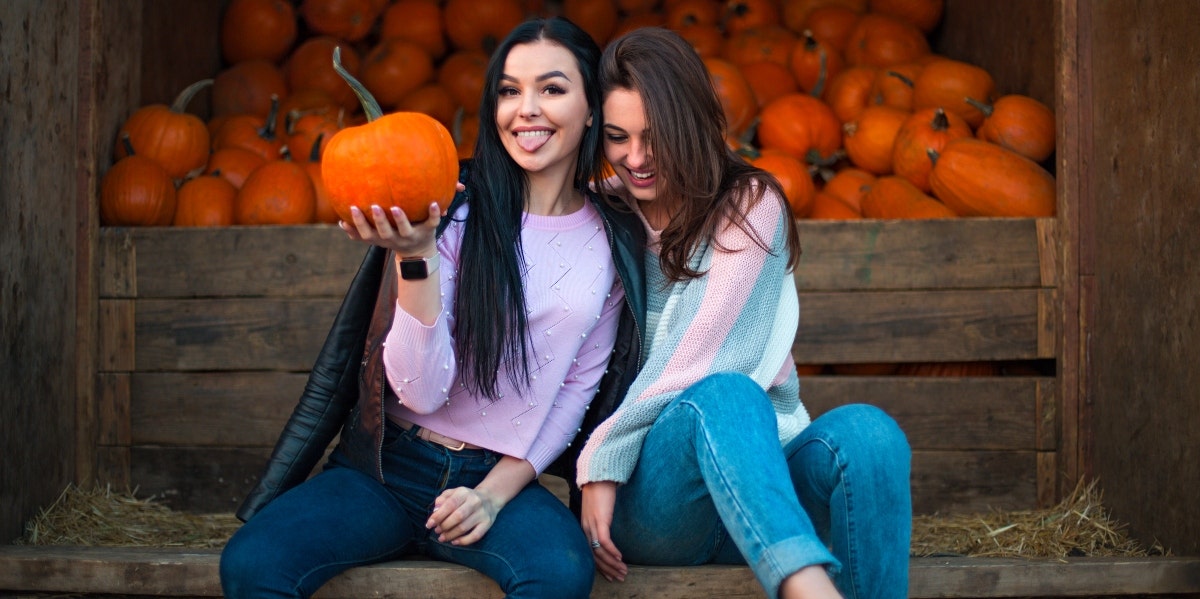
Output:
top-left (516, 130), bottom-right (552, 153)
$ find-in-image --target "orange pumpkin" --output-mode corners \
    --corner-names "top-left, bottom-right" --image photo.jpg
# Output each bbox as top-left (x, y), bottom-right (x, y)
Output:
top-left (397, 83), bottom-right (459, 129)
top-left (703, 58), bottom-right (758, 139)
top-left (821, 65), bottom-right (877, 123)
top-left (114, 79), bottom-right (213, 180)
top-left (220, 0), bottom-right (298, 64)
top-left (782, 0), bottom-right (868, 35)
top-left (789, 29), bottom-right (845, 97)
top-left (859, 175), bottom-right (955, 219)
top-left (360, 38), bottom-right (435, 110)
top-left (563, 0), bottom-right (619, 46)
top-left (722, 25), bottom-right (797, 68)
top-left (867, 0), bottom-right (943, 33)
top-left (211, 97), bottom-right (286, 162)
top-left (911, 58), bottom-right (995, 129)
top-left (723, 0), bottom-right (781, 36)
top-left (928, 138), bottom-right (1056, 217)
top-left (322, 48), bottom-right (460, 224)
top-left (235, 159), bottom-right (317, 225)
top-left (443, 0), bottom-right (525, 54)
top-left (204, 146), bottom-right (267, 189)
top-left (274, 89), bottom-right (341, 135)
top-left (969, 94), bottom-right (1056, 163)
top-left (843, 12), bottom-right (930, 68)
top-left (665, 0), bottom-right (723, 29)
top-left (285, 109), bottom-right (344, 163)
top-left (438, 50), bottom-right (490, 114)
top-left (739, 61), bottom-right (799, 108)
top-left (820, 166), bottom-right (874, 212)
top-left (807, 190), bottom-right (862, 219)
top-left (211, 60), bottom-right (288, 119)
top-left (299, 134), bottom-right (340, 224)
top-left (286, 37), bottom-right (363, 113)
top-left (676, 24), bottom-right (726, 58)
top-left (454, 110), bottom-right (481, 159)
top-left (617, 0), bottom-right (660, 14)
top-left (173, 173), bottom-right (237, 227)
top-left (829, 363), bottom-right (899, 375)
top-left (380, 0), bottom-right (447, 60)
top-left (751, 149), bottom-right (817, 218)
top-left (101, 137), bottom-right (178, 226)
top-left (299, 0), bottom-right (380, 42)
top-left (869, 61), bottom-right (921, 111)
top-left (891, 107), bottom-right (971, 192)
top-left (800, 4), bottom-right (861, 53)
top-left (613, 13), bottom-right (669, 41)
top-left (758, 93), bottom-right (843, 166)
top-left (841, 104), bottom-right (908, 175)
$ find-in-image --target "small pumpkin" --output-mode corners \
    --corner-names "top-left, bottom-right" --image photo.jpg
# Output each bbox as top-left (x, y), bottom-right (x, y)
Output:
top-left (781, 0), bottom-right (868, 36)
top-left (789, 29), bottom-right (845, 97)
top-left (739, 61), bottom-right (799, 108)
top-left (300, 134), bottom-right (340, 224)
top-left (968, 94), bottom-right (1056, 163)
top-left (443, 0), bottom-right (525, 54)
top-left (174, 172), bottom-right (237, 227)
top-left (843, 12), bottom-right (930, 68)
top-left (211, 60), bottom-right (288, 119)
top-left (821, 64), bottom-right (878, 123)
top-left (285, 109), bottom-right (344, 164)
top-left (676, 23), bottom-right (726, 58)
top-left (757, 93), bottom-right (843, 166)
top-left (867, 0), bottom-right (944, 33)
top-left (437, 50), bottom-right (490, 114)
top-left (859, 175), bottom-right (955, 219)
top-left (799, 4), bottom-right (861, 53)
top-left (751, 149), bottom-right (817, 218)
top-left (927, 138), bottom-right (1056, 217)
top-left (891, 107), bottom-right (972, 192)
top-left (723, 0), bottom-right (782, 36)
top-left (380, 0), bottom-right (448, 60)
top-left (665, 0), bottom-right (723, 29)
top-left (235, 159), bottom-right (317, 225)
top-left (299, 0), bottom-right (380, 43)
top-left (286, 37), bottom-right (363, 113)
top-left (204, 146), bottom-right (267, 190)
top-left (722, 24), bottom-right (797, 69)
top-left (896, 361), bottom-right (1002, 376)
top-left (807, 190), bottom-right (862, 219)
top-left (563, 0), bottom-right (620, 45)
top-left (101, 135), bottom-right (178, 227)
top-left (322, 47), bottom-right (459, 224)
top-left (211, 96), bottom-right (286, 162)
top-left (114, 79), bottom-right (213, 180)
top-left (397, 84), bottom-right (458, 130)
top-left (911, 58), bottom-right (996, 129)
top-left (820, 166), bottom-right (874, 213)
top-left (869, 61), bottom-right (922, 111)
top-left (360, 38), bottom-right (435, 110)
top-left (704, 58), bottom-right (758, 139)
top-left (220, 0), bottom-right (298, 64)
top-left (841, 104), bottom-right (908, 175)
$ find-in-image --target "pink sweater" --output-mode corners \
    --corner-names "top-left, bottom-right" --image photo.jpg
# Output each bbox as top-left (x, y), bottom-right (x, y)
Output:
top-left (382, 201), bottom-right (625, 474)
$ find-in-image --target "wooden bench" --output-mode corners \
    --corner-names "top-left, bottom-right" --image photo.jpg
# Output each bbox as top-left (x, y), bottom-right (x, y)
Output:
top-left (2, 546), bottom-right (1199, 598)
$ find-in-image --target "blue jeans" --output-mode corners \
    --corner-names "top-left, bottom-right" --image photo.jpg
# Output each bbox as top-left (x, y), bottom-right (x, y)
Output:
top-left (610, 372), bottom-right (911, 598)
top-left (220, 418), bottom-right (594, 598)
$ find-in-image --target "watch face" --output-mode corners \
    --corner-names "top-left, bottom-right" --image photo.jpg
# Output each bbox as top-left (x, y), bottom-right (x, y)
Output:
top-left (399, 258), bottom-right (429, 280)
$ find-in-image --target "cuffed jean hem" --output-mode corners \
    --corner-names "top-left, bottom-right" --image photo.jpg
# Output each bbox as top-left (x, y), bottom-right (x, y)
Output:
top-left (754, 535), bottom-right (841, 598)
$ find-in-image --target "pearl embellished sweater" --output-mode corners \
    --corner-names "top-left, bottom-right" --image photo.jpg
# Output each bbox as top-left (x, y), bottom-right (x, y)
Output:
top-left (382, 201), bottom-right (625, 474)
top-left (576, 184), bottom-right (811, 486)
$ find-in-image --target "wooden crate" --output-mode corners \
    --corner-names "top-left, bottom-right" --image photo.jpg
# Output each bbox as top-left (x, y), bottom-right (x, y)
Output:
top-left (97, 218), bottom-right (1057, 515)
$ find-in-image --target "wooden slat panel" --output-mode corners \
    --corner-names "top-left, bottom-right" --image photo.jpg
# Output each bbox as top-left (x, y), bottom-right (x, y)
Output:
top-left (131, 372), bottom-right (309, 446)
top-left (801, 376), bottom-right (1044, 451)
top-left (133, 298), bottom-right (338, 371)
top-left (130, 446), bottom-right (274, 514)
top-left (4, 547), bottom-right (1196, 598)
top-left (113, 226), bottom-right (368, 298)
top-left (794, 290), bottom-right (1044, 363)
top-left (793, 219), bottom-right (1045, 292)
top-left (935, 0), bottom-right (1057, 108)
top-left (98, 298), bottom-right (135, 372)
top-left (98, 228), bottom-right (135, 299)
top-left (96, 372), bottom-right (130, 446)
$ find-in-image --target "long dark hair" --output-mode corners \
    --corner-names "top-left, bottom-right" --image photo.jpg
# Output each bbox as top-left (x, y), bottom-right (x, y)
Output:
top-left (455, 17), bottom-right (605, 400)
top-left (598, 27), bottom-right (801, 281)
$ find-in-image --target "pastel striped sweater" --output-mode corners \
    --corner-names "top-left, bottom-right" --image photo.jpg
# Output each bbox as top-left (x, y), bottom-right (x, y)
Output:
top-left (382, 201), bottom-right (625, 474)
top-left (576, 185), bottom-right (810, 486)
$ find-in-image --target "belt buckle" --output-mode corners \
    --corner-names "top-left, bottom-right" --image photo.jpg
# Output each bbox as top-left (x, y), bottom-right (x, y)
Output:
top-left (423, 429), bottom-right (467, 451)
top-left (443, 439), bottom-right (467, 452)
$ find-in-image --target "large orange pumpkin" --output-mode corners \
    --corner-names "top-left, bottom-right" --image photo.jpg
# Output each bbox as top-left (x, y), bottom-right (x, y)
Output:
top-left (322, 48), bottom-right (460, 224)
top-left (114, 79), bottom-right (213, 180)
top-left (101, 137), bottom-right (178, 226)
top-left (173, 173), bottom-right (237, 227)
top-left (758, 93), bottom-right (843, 166)
top-left (891, 107), bottom-right (971, 192)
top-left (928, 138), bottom-right (1056, 217)
top-left (969, 94), bottom-right (1056, 163)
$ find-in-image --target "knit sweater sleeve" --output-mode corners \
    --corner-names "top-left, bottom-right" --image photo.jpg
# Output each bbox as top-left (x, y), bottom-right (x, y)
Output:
top-left (576, 188), bottom-right (801, 486)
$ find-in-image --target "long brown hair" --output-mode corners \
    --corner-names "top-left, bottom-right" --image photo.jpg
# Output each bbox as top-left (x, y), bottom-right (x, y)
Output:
top-left (598, 27), bottom-right (801, 281)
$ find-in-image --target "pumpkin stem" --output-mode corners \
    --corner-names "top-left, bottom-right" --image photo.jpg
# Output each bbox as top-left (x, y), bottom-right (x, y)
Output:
top-left (258, 95), bottom-right (281, 141)
top-left (119, 132), bottom-right (136, 156)
top-left (965, 97), bottom-right (994, 117)
top-left (309, 132), bottom-right (324, 162)
top-left (926, 147), bottom-right (940, 166)
top-left (810, 46), bottom-right (829, 98)
top-left (170, 79), bottom-right (214, 114)
top-left (332, 46), bottom-right (383, 122)
top-left (932, 108), bottom-right (950, 131)
top-left (885, 70), bottom-right (915, 88)
top-left (805, 148), bottom-right (845, 168)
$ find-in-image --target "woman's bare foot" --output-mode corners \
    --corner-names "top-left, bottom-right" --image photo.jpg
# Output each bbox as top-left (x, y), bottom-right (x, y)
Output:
top-left (779, 565), bottom-right (844, 599)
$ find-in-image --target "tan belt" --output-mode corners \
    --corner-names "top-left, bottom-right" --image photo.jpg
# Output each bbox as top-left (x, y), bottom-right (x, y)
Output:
top-left (389, 416), bottom-right (481, 451)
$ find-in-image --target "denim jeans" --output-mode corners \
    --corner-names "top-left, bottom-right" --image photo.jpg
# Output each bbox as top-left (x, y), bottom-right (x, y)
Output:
top-left (220, 418), bottom-right (594, 598)
top-left (610, 372), bottom-right (911, 599)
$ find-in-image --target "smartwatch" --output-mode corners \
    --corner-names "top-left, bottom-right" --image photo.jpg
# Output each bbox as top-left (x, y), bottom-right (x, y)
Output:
top-left (399, 253), bottom-right (440, 280)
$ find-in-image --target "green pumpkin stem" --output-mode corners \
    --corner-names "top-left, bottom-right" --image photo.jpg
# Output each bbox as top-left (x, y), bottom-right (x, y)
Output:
top-left (119, 133), bottom-right (136, 156)
top-left (332, 46), bottom-right (382, 123)
top-left (171, 79), bottom-right (214, 114)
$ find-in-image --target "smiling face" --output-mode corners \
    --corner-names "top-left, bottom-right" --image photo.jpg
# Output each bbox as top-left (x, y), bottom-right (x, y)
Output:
top-left (602, 87), bottom-right (659, 203)
top-left (495, 40), bottom-right (592, 180)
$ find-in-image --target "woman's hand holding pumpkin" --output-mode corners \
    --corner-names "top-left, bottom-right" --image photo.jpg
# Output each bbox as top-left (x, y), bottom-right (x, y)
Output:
top-left (340, 201), bottom-right (442, 257)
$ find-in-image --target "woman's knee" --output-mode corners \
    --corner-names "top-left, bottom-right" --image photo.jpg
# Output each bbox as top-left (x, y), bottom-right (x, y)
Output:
top-left (826, 404), bottom-right (910, 460)
top-left (674, 372), bottom-right (773, 422)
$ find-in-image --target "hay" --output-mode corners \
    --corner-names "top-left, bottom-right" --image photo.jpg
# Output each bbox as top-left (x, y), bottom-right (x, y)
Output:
top-left (14, 480), bottom-right (1164, 558)
top-left (15, 484), bottom-right (240, 548)
top-left (911, 479), bottom-right (1166, 558)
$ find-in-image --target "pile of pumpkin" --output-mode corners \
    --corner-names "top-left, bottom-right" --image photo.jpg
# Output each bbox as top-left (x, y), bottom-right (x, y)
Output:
top-left (99, 0), bottom-right (1056, 227)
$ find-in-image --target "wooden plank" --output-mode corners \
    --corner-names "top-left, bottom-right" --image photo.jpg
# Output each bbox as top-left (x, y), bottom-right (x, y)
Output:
top-left (793, 219), bottom-right (1045, 292)
top-left (133, 298), bottom-right (338, 372)
top-left (98, 299), bottom-right (135, 372)
top-left (130, 372), bottom-right (309, 446)
top-left (112, 226), bottom-right (368, 299)
top-left (794, 290), bottom-right (1044, 363)
top-left (95, 445), bottom-right (131, 490)
top-left (95, 372), bottom-right (131, 446)
top-left (137, 0), bottom-right (221, 111)
top-left (911, 451), bottom-right (1037, 515)
top-left (97, 228), bottom-right (135, 299)
top-left (131, 446), bottom-right (276, 514)
top-left (2, 547), bottom-right (1197, 598)
top-left (935, 0), bottom-right (1057, 108)
top-left (801, 376), bottom-right (1044, 451)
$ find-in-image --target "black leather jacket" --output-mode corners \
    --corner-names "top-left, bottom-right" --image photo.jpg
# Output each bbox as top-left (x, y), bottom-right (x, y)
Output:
top-left (236, 165), bottom-right (646, 521)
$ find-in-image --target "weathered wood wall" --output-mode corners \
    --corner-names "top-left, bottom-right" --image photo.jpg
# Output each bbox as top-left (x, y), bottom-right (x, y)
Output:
top-left (1082, 0), bottom-right (1200, 555)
